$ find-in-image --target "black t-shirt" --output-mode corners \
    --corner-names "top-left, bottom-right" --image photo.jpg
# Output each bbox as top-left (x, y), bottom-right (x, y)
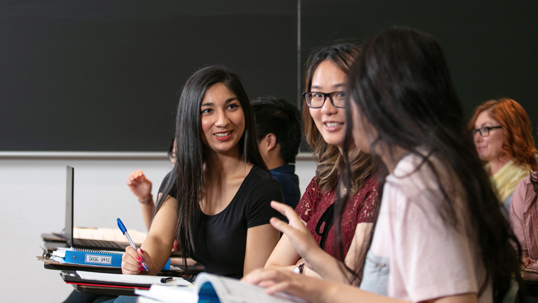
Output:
top-left (161, 165), bottom-right (284, 278)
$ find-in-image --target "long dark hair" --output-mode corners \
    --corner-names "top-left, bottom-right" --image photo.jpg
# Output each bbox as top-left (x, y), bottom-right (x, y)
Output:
top-left (302, 43), bottom-right (372, 195)
top-left (156, 65), bottom-right (267, 253)
top-left (339, 26), bottom-right (522, 302)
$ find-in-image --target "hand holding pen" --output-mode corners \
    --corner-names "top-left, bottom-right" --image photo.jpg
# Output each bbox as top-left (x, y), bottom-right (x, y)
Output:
top-left (117, 218), bottom-right (149, 273)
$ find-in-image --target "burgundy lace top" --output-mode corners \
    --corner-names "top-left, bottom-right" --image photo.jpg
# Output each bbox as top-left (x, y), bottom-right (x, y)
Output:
top-left (295, 175), bottom-right (379, 261)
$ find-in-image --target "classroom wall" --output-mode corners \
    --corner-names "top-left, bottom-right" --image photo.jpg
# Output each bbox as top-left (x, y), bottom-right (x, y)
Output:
top-left (0, 157), bottom-right (316, 303)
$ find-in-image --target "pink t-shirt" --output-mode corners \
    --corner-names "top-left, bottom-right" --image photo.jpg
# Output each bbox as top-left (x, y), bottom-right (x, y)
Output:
top-left (361, 153), bottom-right (492, 303)
top-left (510, 174), bottom-right (538, 267)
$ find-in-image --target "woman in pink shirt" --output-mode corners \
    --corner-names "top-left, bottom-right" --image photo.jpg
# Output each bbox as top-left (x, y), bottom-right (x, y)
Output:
top-left (244, 26), bottom-right (522, 303)
top-left (510, 172), bottom-right (538, 269)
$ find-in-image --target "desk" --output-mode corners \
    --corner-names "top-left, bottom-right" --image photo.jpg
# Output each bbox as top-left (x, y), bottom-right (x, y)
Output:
top-left (69, 283), bottom-right (141, 297)
top-left (40, 233), bottom-right (203, 297)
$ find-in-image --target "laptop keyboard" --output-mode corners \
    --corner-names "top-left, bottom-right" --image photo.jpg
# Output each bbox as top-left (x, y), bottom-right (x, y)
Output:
top-left (74, 238), bottom-right (126, 250)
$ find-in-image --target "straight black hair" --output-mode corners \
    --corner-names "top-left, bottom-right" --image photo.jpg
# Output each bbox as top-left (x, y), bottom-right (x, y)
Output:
top-left (156, 65), bottom-right (267, 253)
top-left (339, 26), bottom-right (522, 302)
top-left (251, 96), bottom-right (301, 164)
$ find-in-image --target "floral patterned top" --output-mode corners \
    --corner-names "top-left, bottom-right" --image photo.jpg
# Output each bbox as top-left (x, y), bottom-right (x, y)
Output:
top-left (295, 175), bottom-right (379, 260)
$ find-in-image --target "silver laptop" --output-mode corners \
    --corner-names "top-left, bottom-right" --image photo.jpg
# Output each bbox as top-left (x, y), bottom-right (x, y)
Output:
top-left (65, 166), bottom-right (128, 251)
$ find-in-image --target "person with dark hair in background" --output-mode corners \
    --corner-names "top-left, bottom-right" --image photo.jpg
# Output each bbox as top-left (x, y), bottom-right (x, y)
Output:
top-left (244, 27), bottom-right (522, 303)
top-left (251, 96), bottom-right (301, 208)
top-left (469, 98), bottom-right (538, 212)
top-left (111, 65), bottom-right (283, 295)
top-left (263, 43), bottom-right (379, 281)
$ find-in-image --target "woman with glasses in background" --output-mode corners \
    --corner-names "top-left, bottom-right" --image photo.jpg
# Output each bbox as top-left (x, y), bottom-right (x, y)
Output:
top-left (264, 43), bottom-right (379, 283)
top-left (469, 98), bottom-right (537, 212)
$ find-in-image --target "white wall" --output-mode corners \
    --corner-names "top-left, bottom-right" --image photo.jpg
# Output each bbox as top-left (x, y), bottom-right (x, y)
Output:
top-left (0, 156), bottom-right (316, 303)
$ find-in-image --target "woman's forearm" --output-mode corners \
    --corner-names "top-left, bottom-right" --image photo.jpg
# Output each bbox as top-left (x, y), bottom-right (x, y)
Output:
top-left (304, 248), bottom-right (351, 283)
top-left (141, 236), bottom-right (174, 275)
top-left (264, 234), bottom-right (302, 269)
top-left (140, 200), bottom-right (155, 231)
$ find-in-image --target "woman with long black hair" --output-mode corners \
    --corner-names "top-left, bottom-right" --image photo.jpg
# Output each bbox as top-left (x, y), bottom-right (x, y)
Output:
top-left (244, 27), bottom-right (522, 303)
top-left (121, 65), bottom-right (284, 279)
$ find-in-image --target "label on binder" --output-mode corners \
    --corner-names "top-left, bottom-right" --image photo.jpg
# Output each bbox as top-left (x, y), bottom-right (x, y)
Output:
top-left (85, 254), bottom-right (113, 265)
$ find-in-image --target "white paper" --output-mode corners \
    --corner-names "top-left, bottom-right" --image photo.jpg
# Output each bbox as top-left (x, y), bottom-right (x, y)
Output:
top-left (52, 247), bottom-right (124, 258)
top-left (135, 285), bottom-right (197, 303)
top-left (76, 270), bottom-right (192, 286)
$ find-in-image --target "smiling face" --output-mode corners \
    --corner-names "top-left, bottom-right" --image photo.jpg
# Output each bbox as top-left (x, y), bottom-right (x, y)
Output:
top-left (200, 82), bottom-right (245, 156)
top-left (473, 110), bottom-right (504, 162)
top-left (308, 60), bottom-right (348, 149)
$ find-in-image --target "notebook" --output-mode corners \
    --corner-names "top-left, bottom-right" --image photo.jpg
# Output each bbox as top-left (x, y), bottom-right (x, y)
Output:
top-left (65, 166), bottom-right (129, 251)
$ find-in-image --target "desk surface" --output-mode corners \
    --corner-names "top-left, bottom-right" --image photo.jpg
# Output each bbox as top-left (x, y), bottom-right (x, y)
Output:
top-left (70, 283), bottom-right (139, 297)
top-left (41, 235), bottom-right (203, 297)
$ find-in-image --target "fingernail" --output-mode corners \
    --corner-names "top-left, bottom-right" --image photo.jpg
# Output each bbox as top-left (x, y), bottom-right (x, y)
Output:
top-left (139, 248), bottom-right (144, 254)
top-left (139, 266), bottom-right (144, 271)
top-left (136, 256), bottom-right (142, 262)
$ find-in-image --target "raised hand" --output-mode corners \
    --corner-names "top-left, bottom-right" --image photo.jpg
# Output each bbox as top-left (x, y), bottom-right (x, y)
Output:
top-left (126, 170), bottom-right (152, 202)
top-left (269, 201), bottom-right (321, 261)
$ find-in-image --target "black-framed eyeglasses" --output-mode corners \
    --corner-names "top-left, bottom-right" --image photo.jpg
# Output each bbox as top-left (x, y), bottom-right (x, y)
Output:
top-left (472, 126), bottom-right (502, 137)
top-left (302, 91), bottom-right (346, 108)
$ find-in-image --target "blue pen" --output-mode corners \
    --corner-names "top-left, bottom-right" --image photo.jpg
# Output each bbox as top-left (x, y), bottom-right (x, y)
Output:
top-left (117, 218), bottom-right (148, 271)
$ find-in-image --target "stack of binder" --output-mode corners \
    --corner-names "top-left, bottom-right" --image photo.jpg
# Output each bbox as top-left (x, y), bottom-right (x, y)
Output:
top-left (52, 248), bottom-right (171, 270)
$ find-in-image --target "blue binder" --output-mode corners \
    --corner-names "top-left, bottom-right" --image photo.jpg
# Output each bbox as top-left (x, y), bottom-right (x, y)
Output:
top-left (63, 249), bottom-right (171, 270)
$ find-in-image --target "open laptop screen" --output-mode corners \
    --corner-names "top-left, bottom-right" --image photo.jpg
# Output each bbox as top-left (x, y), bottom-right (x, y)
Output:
top-left (65, 166), bottom-right (75, 247)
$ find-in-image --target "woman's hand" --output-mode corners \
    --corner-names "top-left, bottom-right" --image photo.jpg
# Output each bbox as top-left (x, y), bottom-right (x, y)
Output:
top-left (269, 201), bottom-right (321, 262)
top-left (526, 258), bottom-right (538, 270)
top-left (126, 170), bottom-right (152, 202)
top-left (242, 268), bottom-right (332, 303)
top-left (121, 246), bottom-right (156, 275)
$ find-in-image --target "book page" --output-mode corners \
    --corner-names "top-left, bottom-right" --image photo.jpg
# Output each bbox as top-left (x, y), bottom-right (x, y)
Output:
top-left (77, 270), bottom-right (191, 286)
top-left (196, 273), bottom-right (305, 303)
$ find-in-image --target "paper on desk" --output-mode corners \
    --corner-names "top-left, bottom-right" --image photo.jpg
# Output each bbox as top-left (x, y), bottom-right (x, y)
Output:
top-left (135, 285), bottom-right (197, 303)
top-left (51, 247), bottom-right (122, 260)
top-left (76, 270), bottom-right (192, 286)
top-left (74, 227), bottom-right (147, 245)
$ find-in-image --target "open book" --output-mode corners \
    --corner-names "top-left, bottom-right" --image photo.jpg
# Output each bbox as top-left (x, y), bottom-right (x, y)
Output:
top-left (135, 272), bottom-right (306, 303)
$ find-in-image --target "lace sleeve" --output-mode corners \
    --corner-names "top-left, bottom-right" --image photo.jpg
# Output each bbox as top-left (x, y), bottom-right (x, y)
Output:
top-left (356, 177), bottom-right (379, 223)
top-left (295, 177), bottom-right (321, 223)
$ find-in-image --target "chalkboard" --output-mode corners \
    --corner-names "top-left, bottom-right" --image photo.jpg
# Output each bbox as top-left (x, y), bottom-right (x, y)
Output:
top-left (300, 0), bottom-right (538, 145)
top-left (0, 1), bottom-right (297, 152)
top-left (1, 0), bottom-right (537, 152)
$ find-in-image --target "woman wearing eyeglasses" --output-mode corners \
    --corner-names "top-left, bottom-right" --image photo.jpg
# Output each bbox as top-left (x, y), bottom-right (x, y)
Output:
top-left (469, 98), bottom-right (537, 212)
top-left (264, 43), bottom-right (379, 282)
top-left (244, 26), bottom-right (522, 303)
